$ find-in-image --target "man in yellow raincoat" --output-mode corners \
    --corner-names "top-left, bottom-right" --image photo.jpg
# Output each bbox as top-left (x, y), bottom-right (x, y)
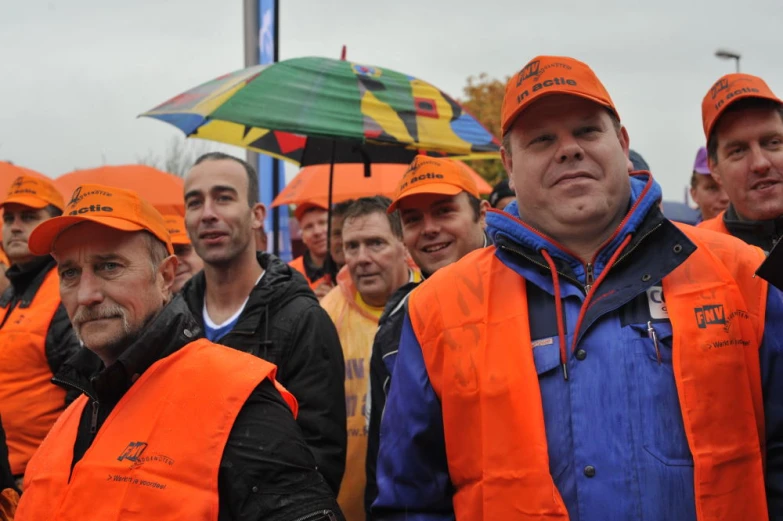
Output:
top-left (321, 196), bottom-right (420, 521)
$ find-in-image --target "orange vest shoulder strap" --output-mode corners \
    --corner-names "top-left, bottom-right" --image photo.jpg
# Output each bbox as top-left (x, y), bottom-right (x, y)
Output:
top-left (676, 222), bottom-right (767, 339)
top-left (409, 247), bottom-right (569, 520)
top-left (664, 224), bottom-right (768, 520)
top-left (696, 211), bottom-right (730, 234)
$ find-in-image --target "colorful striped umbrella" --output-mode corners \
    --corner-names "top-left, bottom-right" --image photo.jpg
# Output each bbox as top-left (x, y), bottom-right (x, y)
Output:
top-left (140, 56), bottom-right (500, 165)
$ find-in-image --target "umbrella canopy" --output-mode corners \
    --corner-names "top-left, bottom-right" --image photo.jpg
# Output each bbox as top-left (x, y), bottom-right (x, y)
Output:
top-left (0, 162), bottom-right (50, 202)
top-left (55, 165), bottom-right (185, 216)
top-left (272, 162), bottom-right (492, 208)
top-left (140, 56), bottom-right (500, 165)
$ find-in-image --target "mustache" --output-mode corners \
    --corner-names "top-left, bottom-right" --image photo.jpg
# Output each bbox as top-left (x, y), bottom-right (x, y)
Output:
top-left (72, 305), bottom-right (128, 328)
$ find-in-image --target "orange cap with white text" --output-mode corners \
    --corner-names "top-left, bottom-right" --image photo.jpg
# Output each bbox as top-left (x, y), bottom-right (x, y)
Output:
top-left (701, 73), bottom-right (782, 139)
top-left (501, 55), bottom-right (619, 135)
top-left (28, 184), bottom-right (173, 255)
top-left (0, 175), bottom-right (64, 211)
top-left (387, 155), bottom-right (480, 213)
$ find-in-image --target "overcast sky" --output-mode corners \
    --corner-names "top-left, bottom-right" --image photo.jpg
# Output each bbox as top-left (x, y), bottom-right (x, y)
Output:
top-left (2, 0), bottom-right (782, 203)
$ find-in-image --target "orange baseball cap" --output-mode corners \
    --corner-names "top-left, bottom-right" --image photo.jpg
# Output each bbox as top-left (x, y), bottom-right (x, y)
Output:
top-left (163, 214), bottom-right (190, 246)
top-left (387, 155), bottom-right (480, 213)
top-left (501, 55), bottom-right (619, 135)
top-left (294, 201), bottom-right (327, 221)
top-left (28, 183), bottom-right (173, 256)
top-left (0, 175), bottom-right (64, 211)
top-left (701, 73), bottom-right (782, 139)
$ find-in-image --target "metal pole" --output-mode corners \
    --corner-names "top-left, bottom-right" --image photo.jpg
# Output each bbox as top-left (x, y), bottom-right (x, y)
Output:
top-left (736, 57), bottom-right (741, 73)
top-left (270, 1), bottom-right (281, 256)
top-left (243, 0), bottom-right (260, 193)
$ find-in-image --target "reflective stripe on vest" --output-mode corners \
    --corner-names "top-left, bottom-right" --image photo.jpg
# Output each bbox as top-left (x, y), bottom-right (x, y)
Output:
top-left (0, 267), bottom-right (66, 475)
top-left (408, 224), bottom-right (768, 520)
top-left (16, 339), bottom-right (297, 521)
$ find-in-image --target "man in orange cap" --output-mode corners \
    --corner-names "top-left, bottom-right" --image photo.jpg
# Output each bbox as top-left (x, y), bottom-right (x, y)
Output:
top-left (0, 175), bottom-right (81, 485)
top-left (364, 155), bottom-right (489, 515)
top-left (374, 56), bottom-right (783, 520)
top-left (290, 201), bottom-right (334, 298)
top-left (15, 183), bottom-right (344, 521)
top-left (698, 72), bottom-right (783, 252)
top-left (163, 214), bottom-right (203, 293)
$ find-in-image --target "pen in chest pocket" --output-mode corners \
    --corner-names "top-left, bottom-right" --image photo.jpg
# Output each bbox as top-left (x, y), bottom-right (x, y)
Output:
top-left (647, 321), bottom-right (661, 365)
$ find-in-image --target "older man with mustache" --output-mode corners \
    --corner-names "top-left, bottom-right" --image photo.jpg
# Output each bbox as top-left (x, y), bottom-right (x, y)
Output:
top-left (15, 184), bottom-right (344, 521)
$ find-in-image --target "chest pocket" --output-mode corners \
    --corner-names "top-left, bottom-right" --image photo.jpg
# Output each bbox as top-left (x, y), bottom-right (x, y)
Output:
top-left (628, 321), bottom-right (693, 467)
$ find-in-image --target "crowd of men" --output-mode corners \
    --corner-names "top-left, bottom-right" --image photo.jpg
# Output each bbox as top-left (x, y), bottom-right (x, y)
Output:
top-left (0, 55), bottom-right (781, 520)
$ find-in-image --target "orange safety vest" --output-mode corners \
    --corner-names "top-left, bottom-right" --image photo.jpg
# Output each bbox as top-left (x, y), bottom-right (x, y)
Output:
top-left (16, 339), bottom-right (297, 521)
top-left (0, 267), bottom-right (67, 476)
top-left (408, 224), bottom-right (768, 521)
top-left (289, 255), bottom-right (331, 291)
top-left (697, 211), bottom-right (730, 234)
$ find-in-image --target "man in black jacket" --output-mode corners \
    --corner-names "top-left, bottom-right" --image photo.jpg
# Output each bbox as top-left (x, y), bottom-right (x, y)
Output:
top-left (364, 156), bottom-right (490, 515)
top-left (0, 175), bottom-right (81, 485)
top-left (181, 152), bottom-right (347, 494)
top-left (17, 183), bottom-right (343, 520)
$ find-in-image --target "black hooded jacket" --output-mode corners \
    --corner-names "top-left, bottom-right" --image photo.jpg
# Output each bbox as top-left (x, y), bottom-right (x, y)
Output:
top-left (722, 204), bottom-right (783, 252)
top-left (53, 296), bottom-right (343, 521)
top-left (181, 252), bottom-right (347, 494)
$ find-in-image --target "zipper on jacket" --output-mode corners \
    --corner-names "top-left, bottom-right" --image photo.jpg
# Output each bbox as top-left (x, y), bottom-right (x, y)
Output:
top-left (498, 244), bottom-right (583, 290)
top-left (89, 400), bottom-right (100, 434)
top-left (290, 509), bottom-right (338, 521)
top-left (51, 375), bottom-right (97, 403)
top-left (584, 263), bottom-right (594, 293)
top-left (52, 374), bottom-right (102, 435)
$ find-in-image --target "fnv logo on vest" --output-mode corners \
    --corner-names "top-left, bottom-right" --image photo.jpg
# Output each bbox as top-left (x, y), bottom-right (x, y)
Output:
top-left (117, 441), bottom-right (148, 462)
top-left (68, 186), bottom-right (114, 215)
top-left (695, 304), bottom-right (726, 328)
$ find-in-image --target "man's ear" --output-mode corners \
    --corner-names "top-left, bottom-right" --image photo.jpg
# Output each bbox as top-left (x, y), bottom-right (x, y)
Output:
top-left (708, 157), bottom-right (724, 187)
top-left (251, 203), bottom-right (267, 230)
top-left (478, 199), bottom-right (490, 229)
top-left (157, 255), bottom-right (178, 295)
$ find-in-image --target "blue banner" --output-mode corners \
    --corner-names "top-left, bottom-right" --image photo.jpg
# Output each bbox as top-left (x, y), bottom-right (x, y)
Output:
top-left (257, 0), bottom-right (291, 260)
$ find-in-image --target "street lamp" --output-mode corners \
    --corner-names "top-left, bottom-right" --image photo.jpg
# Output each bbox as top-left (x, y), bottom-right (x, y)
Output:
top-left (715, 49), bottom-right (741, 73)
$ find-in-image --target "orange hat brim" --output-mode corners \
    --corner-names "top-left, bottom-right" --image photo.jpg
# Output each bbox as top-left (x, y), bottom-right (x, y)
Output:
top-left (387, 183), bottom-right (464, 213)
top-left (0, 195), bottom-right (51, 210)
top-left (29, 215), bottom-right (157, 256)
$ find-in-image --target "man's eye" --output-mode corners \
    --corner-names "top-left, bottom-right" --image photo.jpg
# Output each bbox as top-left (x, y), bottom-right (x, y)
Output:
top-left (99, 262), bottom-right (120, 272)
top-left (530, 135), bottom-right (552, 145)
top-left (60, 268), bottom-right (78, 280)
